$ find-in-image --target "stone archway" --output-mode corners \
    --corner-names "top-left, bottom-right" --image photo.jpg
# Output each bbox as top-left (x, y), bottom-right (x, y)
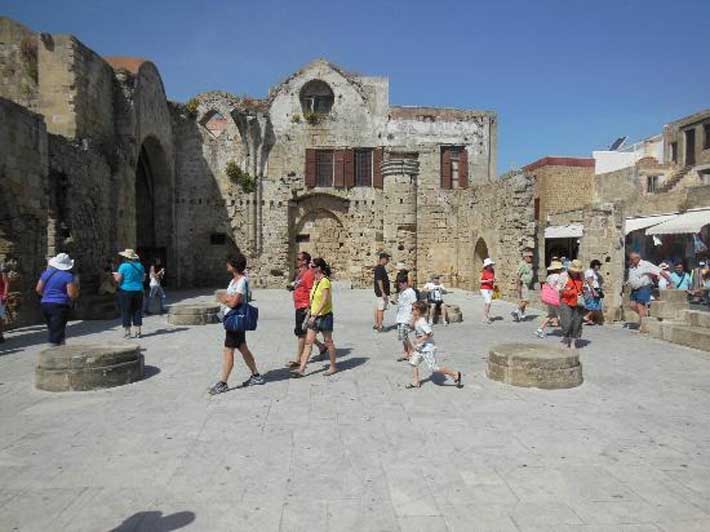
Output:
top-left (135, 136), bottom-right (173, 282)
top-left (473, 237), bottom-right (489, 289)
top-left (293, 208), bottom-right (350, 282)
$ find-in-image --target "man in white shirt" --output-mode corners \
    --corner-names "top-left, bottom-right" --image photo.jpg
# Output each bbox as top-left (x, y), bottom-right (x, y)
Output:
top-left (395, 276), bottom-right (417, 362)
top-left (423, 275), bottom-right (449, 326)
top-left (627, 252), bottom-right (671, 321)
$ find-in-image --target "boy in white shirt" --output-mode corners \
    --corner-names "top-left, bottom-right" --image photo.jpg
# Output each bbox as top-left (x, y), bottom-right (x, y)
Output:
top-left (406, 301), bottom-right (463, 389)
top-left (395, 276), bottom-right (417, 362)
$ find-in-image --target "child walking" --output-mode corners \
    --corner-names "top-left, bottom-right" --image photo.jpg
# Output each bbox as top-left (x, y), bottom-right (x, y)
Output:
top-left (406, 301), bottom-right (463, 389)
top-left (395, 275), bottom-right (417, 362)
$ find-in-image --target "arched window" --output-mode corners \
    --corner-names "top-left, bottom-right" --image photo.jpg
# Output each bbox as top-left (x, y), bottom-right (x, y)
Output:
top-left (199, 110), bottom-right (228, 138)
top-left (299, 80), bottom-right (334, 115)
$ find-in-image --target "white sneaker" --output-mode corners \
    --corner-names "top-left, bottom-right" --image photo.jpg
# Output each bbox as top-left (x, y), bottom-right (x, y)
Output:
top-left (511, 310), bottom-right (520, 322)
top-left (535, 328), bottom-right (545, 338)
top-left (520, 313), bottom-right (527, 321)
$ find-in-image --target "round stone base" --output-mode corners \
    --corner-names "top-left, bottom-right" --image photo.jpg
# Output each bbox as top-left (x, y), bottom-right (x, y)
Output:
top-left (168, 304), bottom-right (220, 325)
top-left (36, 344), bottom-right (144, 392)
top-left (487, 343), bottom-right (583, 389)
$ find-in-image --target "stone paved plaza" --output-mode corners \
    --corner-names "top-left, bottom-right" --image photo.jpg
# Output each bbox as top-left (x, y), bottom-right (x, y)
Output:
top-left (2, 289), bottom-right (710, 532)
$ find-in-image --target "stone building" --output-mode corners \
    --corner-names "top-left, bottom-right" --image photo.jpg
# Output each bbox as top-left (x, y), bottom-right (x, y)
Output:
top-left (0, 16), bottom-right (537, 327)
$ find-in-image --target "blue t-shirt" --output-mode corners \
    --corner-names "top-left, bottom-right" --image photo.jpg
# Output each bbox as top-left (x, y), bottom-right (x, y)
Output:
top-left (40, 268), bottom-right (75, 305)
top-left (118, 262), bottom-right (145, 291)
top-left (670, 271), bottom-right (691, 290)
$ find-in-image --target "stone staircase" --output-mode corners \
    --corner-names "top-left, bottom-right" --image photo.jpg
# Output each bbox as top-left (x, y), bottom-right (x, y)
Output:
top-left (657, 165), bottom-right (692, 193)
top-left (641, 289), bottom-right (710, 352)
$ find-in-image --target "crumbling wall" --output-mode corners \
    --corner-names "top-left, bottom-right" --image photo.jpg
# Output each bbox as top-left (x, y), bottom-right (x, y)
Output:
top-left (0, 98), bottom-right (48, 327)
top-left (0, 17), bottom-right (39, 110)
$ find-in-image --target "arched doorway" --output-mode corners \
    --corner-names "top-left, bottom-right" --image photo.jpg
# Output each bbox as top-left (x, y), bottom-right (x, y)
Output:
top-left (135, 136), bottom-right (173, 283)
top-left (293, 209), bottom-right (349, 281)
top-left (473, 237), bottom-right (489, 289)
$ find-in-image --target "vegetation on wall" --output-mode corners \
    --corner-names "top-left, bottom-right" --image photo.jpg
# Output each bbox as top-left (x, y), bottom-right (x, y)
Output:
top-left (304, 110), bottom-right (321, 125)
top-left (185, 98), bottom-right (200, 115)
top-left (225, 161), bottom-right (257, 193)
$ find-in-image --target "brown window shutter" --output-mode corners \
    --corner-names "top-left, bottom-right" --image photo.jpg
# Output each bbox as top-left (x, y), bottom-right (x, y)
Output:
top-left (305, 149), bottom-right (317, 187)
top-left (441, 147), bottom-right (452, 189)
top-left (344, 149), bottom-right (355, 187)
top-left (373, 147), bottom-right (384, 189)
top-left (334, 149), bottom-right (345, 188)
top-left (459, 147), bottom-right (469, 188)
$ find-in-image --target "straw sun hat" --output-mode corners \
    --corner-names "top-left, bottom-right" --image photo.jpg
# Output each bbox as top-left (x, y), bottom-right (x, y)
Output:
top-left (568, 259), bottom-right (584, 273)
top-left (118, 249), bottom-right (140, 260)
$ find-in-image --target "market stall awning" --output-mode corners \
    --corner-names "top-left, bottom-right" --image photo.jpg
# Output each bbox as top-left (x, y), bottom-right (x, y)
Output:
top-left (646, 209), bottom-right (710, 235)
top-left (544, 223), bottom-right (584, 239)
top-left (624, 214), bottom-right (678, 235)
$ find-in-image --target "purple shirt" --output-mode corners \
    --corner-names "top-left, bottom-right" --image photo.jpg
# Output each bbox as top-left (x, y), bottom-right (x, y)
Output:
top-left (40, 268), bottom-right (74, 305)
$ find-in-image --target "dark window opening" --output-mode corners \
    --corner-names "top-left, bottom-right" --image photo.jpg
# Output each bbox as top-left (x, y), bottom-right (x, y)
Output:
top-left (300, 80), bottom-right (334, 115)
top-left (296, 234), bottom-right (310, 243)
top-left (355, 149), bottom-right (373, 187)
top-left (671, 141), bottom-right (678, 163)
top-left (316, 150), bottom-right (334, 187)
top-left (704, 123), bottom-right (710, 150)
top-left (534, 198), bottom-right (541, 221)
top-left (646, 175), bottom-right (659, 194)
top-left (441, 146), bottom-right (464, 189)
top-left (210, 233), bottom-right (226, 245)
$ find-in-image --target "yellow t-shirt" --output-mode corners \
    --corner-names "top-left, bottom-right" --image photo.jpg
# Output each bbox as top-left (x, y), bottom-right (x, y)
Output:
top-left (310, 277), bottom-right (333, 316)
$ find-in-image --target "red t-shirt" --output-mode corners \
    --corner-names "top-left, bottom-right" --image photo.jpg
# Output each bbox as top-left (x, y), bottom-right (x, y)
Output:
top-left (561, 278), bottom-right (583, 307)
top-left (293, 267), bottom-right (315, 309)
top-left (480, 269), bottom-right (495, 290)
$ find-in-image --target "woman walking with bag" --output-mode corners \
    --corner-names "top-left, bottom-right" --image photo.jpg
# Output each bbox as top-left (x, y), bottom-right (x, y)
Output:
top-left (209, 253), bottom-right (263, 395)
top-left (35, 253), bottom-right (80, 346)
top-left (535, 260), bottom-right (565, 338)
top-left (113, 249), bottom-right (146, 339)
top-left (291, 257), bottom-right (337, 378)
top-left (559, 259), bottom-right (586, 349)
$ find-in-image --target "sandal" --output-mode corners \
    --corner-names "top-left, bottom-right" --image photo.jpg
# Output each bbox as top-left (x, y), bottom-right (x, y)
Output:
top-left (290, 370), bottom-right (305, 378)
top-left (405, 383), bottom-right (420, 389)
top-left (396, 356), bottom-right (409, 362)
top-left (454, 371), bottom-right (464, 389)
top-left (323, 368), bottom-right (337, 377)
top-left (285, 360), bottom-right (299, 368)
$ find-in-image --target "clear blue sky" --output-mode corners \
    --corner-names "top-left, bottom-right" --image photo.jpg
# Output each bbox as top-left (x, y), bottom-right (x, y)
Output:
top-left (3, 0), bottom-right (709, 174)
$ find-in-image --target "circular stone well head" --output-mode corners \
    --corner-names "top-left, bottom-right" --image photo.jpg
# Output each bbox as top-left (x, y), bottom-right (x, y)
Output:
top-left (36, 344), bottom-right (144, 392)
top-left (167, 303), bottom-right (220, 325)
top-left (487, 343), bottom-right (583, 389)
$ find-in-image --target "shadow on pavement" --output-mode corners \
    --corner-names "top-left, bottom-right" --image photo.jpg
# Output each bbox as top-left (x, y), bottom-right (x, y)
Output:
top-left (142, 365), bottom-right (161, 380)
top-left (140, 327), bottom-right (189, 338)
top-left (110, 510), bottom-right (195, 531)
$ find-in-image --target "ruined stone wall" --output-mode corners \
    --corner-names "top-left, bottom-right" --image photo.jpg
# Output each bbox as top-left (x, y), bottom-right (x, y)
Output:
top-left (528, 161), bottom-right (595, 222)
top-left (0, 98), bottom-right (48, 327)
top-left (47, 135), bottom-right (113, 288)
top-left (0, 17), bottom-right (39, 111)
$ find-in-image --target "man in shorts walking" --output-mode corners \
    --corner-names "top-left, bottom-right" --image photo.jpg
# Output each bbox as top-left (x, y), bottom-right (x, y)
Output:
top-left (627, 252), bottom-right (671, 324)
top-left (373, 252), bottom-right (391, 332)
top-left (512, 249), bottom-right (534, 322)
top-left (287, 251), bottom-right (326, 367)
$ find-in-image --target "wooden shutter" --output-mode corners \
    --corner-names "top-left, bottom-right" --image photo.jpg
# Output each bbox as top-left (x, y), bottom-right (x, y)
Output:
top-left (441, 147), bottom-right (452, 189)
top-left (459, 147), bottom-right (469, 188)
top-left (305, 149), bottom-right (316, 187)
top-left (334, 149), bottom-right (345, 188)
top-left (344, 149), bottom-right (355, 187)
top-left (373, 147), bottom-right (384, 189)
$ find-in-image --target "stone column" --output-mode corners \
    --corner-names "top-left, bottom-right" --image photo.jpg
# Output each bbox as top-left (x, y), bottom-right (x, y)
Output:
top-left (382, 158), bottom-right (419, 281)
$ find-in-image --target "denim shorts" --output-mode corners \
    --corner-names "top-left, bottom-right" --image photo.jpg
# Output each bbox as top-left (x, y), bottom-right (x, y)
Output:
top-left (308, 312), bottom-right (333, 332)
top-left (631, 285), bottom-right (653, 305)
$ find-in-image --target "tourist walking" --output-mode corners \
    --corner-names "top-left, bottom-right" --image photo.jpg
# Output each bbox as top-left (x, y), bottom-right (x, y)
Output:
top-left (512, 249), bottom-right (534, 322)
top-left (535, 260), bottom-right (565, 338)
top-left (209, 253), bottom-right (263, 395)
top-left (423, 275), bottom-right (449, 325)
top-left (559, 259), bottom-right (585, 349)
top-left (286, 251), bottom-right (326, 368)
top-left (373, 252), bottom-right (391, 332)
top-left (291, 257), bottom-right (337, 378)
top-left (35, 253), bottom-right (79, 346)
top-left (480, 258), bottom-right (496, 324)
top-left (395, 274), bottom-right (417, 361)
top-left (657, 263), bottom-right (671, 290)
top-left (627, 252), bottom-right (670, 323)
top-left (583, 259), bottom-right (604, 325)
top-left (405, 301), bottom-right (463, 389)
top-left (114, 249), bottom-right (146, 339)
top-left (0, 263), bottom-right (8, 343)
top-left (143, 257), bottom-right (167, 314)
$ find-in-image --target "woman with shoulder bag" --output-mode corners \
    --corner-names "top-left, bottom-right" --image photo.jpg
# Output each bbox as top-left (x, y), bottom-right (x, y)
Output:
top-left (35, 253), bottom-right (80, 346)
top-left (209, 253), bottom-right (263, 395)
top-left (291, 257), bottom-right (337, 378)
top-left (559, 259), bottom-right (586, 349)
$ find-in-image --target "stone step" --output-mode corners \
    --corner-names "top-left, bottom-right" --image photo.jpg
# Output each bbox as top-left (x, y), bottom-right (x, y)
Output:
top-left (645, 320), bottom-right (710, 352)
top-left (680, 310), bottom-right (710, 330)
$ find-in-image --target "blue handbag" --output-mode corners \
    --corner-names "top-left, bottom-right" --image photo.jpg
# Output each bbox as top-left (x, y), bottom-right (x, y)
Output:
top-left (222, 280), bottom-right (259, 331)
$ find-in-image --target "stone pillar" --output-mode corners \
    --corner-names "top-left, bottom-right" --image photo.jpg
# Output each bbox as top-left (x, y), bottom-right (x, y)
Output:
top-left (382, 158), bottom-right (419, 281)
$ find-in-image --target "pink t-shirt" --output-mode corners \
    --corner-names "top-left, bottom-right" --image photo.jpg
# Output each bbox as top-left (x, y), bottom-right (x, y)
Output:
top-left (293, 267), bottom-right (315, 309)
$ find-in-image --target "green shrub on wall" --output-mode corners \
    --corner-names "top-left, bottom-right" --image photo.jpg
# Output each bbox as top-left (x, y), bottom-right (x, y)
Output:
top-left (225, 161), bottom-right (257, 193)
top-left (185, 98), bottom-right (199, 115)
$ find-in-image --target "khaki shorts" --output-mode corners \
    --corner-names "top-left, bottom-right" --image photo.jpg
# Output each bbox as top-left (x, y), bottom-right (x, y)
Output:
top-left (376, 296), bottom-right (388, 311)
top-left (520, 285), bottom-right (530, 302)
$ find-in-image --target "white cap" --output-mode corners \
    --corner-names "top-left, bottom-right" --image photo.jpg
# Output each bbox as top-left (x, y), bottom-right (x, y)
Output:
top-left (483, 258), bottom-right (495, 267)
